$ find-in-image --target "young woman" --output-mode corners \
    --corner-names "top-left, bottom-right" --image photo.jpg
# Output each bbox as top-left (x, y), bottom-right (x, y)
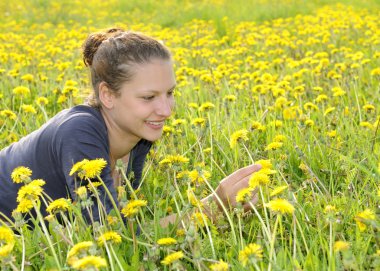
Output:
top-left (0, 28), bottom-right (261, 225)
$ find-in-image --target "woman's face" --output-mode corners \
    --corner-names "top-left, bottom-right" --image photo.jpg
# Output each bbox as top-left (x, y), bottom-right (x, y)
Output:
top-left (108, 58), bottom-right (176, 143)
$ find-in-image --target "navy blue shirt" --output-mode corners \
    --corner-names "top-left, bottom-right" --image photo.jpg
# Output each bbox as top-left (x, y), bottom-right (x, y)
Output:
top-left (0, 105), bottom-right (151, 221)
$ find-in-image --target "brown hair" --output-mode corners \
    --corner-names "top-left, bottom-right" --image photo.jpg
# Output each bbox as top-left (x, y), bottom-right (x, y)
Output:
top-left (82, 27), bottom-right (172, 108)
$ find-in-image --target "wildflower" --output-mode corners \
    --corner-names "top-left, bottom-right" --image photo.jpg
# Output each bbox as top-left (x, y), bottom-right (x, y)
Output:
top-left (176, 229), bottom-right (185, 237)
top-left (121, 199), bottom-right (147, 218)
top-left (75, 186), bottom-right (88, 200)
top-left (315, 94), bottom-right (328, 103)
top-left (21, 73), bottom-right (34, 82)
top-left (21, 104), bottom-right (37, 114)
top-left (12, 86), bottom-right (30, 96)
top-left (264, 142), bottom-right (283, 151)
top-left (11, 166), bottom-right (32, 183)
top-left (324, 107), bottom-right (335, 116)
top-left (324, 205), bottom-right (337, 214)
top-left (304, 119), bottom-right (315, 127)
top-left (269, 120), bottom-right (283, 128)
top-left (334, 241), bottom-right (350, 252)
top-left (17, 182), bottom-right (44, 202)
top-left (360, 122), bottom-right (373, 129)
top-left (210, 259), bottom-right (229, 271)
top-left (199, 102), bottom-right (215, 112)
top-left (238, 243), bottom-right (263, 267)
top-left (251, 121), bottom-right (266, 131)
top-left (107, 215), bottom-right (118, 226)
top-left (303, 102), bottom-right (319, 111)
top-left (188, 169), bottom-right (211, 184)
top-left (370, 67), bottom-right (380, 76)
top-left (67, 241), bottom-right (95, 259)
top-left (98, 231), bottom-right (122, 246)
top-left (188, 102), bottom-right (199, 109)
top-left (270, 185), bottom-right (288, 197)
top-left (265, 198), bottom-right (294, 215)
top-left (36, 97), bottom-right (49, 106)
top-left (187, 189), bottom-right (202, 206)
top-left (230, 129), bottom-right (249, 148)
top-left (46, 198), bottom-right (71, 214)
top-left (0, 226), bottom-right (15, 258)
top-left (249, 172), bottom-right (270, 188)
top-left (327, 130), bottom-right (337, 138)
top-left (70, 158), bottom-right (107, 179)
top-left (255, 159), bottom-right (272, 169)
top-left (70, 255), bottom-right (107, 270)
top-left (224, 94), bottom-right (237, 102)
top-left (236, 187), bottom-right (254, 203)
top-left (363, 104), bottom-right (375, 112)
top-left (273, 134), bottom-right (286, 142)
top-left (16, 199), bottom-right (34, 213)
top-left (163, 125), bottom-right (174, 136)
top-left (354, 209), bottom-right (376, 231)
top-left (157, 237), bottom-right (177, 246)
top-left (161, 251), bottom-right (184, 265)
top-left (159, 155), bottom-right (189, 168)
top-left (191, 211), bottom-right (209, 227)
top-left (191, 117), bottom-right (206, 127)
top-left (0, 109), bottom-right (17, 120)
top-left (172, 119), bottom-right (186, 127)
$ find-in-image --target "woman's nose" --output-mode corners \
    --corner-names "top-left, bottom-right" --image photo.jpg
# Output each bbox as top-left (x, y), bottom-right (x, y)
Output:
top-left (156, 97), bottom-right (173, 117)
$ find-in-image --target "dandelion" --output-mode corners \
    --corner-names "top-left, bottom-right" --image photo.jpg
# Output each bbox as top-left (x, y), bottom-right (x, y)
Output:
top-left (264, 141), bottom-right (283, 151)
top-left (0, 226), bottom-right (15, 258)
top-left (159, 155), bottom-right (189, 167)
top-left (236, 187), bottom-right (254, 203)
top-left (0, 109), bottom-right (17, 120)
top-left (238, 243), bottom-right (263, 267)
top-left (70, 158), bottom-right (107, 179)
top-left (161, 251), bottom-right (184, 265)
top-left (324, 205), bottom-right (337, 214)
top-left (265, 198), bottom-right (294, 215)
top-left (16, 199), bottom-right (34, 213)
top-left (121, 199), bottom-right (147, 218)
top-left (363, 104), bottom-right (375, 112)
top-left (191, 211), bottom-right (209, 227)
top-left (224, 94), bottom-right (237, 102)
top-left (251, 121), bottom-right (266, 131)
top-left (157, 237), bottom-right (177, 246)
top-left (270, 185), bottom-right (288, 197)
top-left (67, 241), bottom-right (95, 259)
top-left (273, 134), bottom-right (286, 142)
top-left (327, 130), bottom-right (337, 138)
top-left (17, 182), bottom-right (44, 202)
top-left (370, 67), bottom-right (380, 76)
top-left (191, 117), bottom-right (206, 127)
top-left (199, 102), bottom-right (215, 111)
top-left (75, 186), bottom-right (88, 200)
top-left (12, 86), bottom-right (30, 96)
top-left (36, 97), bottom-right (49, 106)
top-left (304, 119), bottom-right (315, 127)
top-left (172, 119), bottom-right (186, 127)
top-left (354, 209), bottom-right (376, 231)
top-left (70, 255), bottom-right (107, 270)
top-left (21, 104), bottom-right (37, 114)
top-left (324, 107), bottom-right (335, 116)
top-left (334, 241), bottom-right (350, 252)
top-left (210, 259), bottom-right (229, 271)
top-left (360, 121), bottom-right (374, 129)
top-left (230, 129), bottom-right (249, 148)
top-left (188, 169), bottom-right (211, 184)
top-left (98, 231), bottom-right (122, 246)
top-left (21, 73), bottom-right (34, 82)
top-left (303, 102), bottom-right (319, 111)
top-left (11, 166), bottom-right (32, 183)
top-left (315, 94), bottom-right (328, 103)
top-left (46, 198), bottom-right (71, 214)
top-left (249, 172), bottom-right (270, 188)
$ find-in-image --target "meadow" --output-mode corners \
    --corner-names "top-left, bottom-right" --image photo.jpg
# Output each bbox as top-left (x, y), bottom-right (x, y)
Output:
top-left (0, 0), bottom-right (379, 270)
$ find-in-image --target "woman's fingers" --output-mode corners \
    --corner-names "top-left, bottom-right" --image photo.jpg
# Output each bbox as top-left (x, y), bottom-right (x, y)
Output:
top-left (221, 164), bottom-right (262, 185)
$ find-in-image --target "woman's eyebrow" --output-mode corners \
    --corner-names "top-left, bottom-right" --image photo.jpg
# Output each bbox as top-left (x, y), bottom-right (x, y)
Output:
top-left (142, 85), bottom-right (177, 93)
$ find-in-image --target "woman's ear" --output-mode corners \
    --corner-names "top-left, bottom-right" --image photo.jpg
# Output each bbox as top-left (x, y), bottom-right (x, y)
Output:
top-left (98, 81), bottom-right (114, 109)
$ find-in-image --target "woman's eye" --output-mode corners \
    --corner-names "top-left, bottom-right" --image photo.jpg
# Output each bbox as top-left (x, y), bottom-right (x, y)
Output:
top-left (167, 91), bottom-right (174, 96)
top-left (142, 96), bottom-right (154, 101)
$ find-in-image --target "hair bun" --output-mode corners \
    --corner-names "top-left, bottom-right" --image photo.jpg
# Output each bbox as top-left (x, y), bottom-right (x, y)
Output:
top-left (82, 28), bottom-right (125, 66)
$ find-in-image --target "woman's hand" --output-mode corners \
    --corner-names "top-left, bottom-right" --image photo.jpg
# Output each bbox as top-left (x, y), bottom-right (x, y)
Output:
top-left (203, 164), bottom-right (262, 214)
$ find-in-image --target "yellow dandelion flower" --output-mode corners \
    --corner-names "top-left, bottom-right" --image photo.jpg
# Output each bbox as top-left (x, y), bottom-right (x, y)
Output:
top-left (70, 255), bottom-right (107, 270)
top-left (324, 107), bottom-right (335, 116)
top-left (0, 109), bottom-right (17, 120)
top-left (17, 183), bottom-right (43, 202)
top-left (269, 120), bottom-right (283, 128)
top-left (265, 198), bottom-right (294, 215)
top-left (255, 159), bottom-right (272, 169)
top-left (273, 135), bottom-right (286, 142)
top-left (16, 199), bottom-right (34, 213)
top-left (75, 186), bottom-right (87, 199)
top-left (188, 169), bottom-right (211, 184)
top-left (238, 243), bottom-right (263, 267)
top-left (315, 94), bottom-right (328, 103)
top-left (172, 119), bottom-right (186, 127)
top-left (327, 130), bottom-right (337, 138)
top-left (236, 187), bottom-right (254, 203)
top-left (98, 231), bottom-right (122, 246)
top-left (363, 104), bottom-right (375, 112)
top-left (191, 117), bottom-right (206, 127)
top-left (21, 73), bottom-right (34, 82)
top-left (303, 102), bottom-right (319, 111)
top-left (199, 102), bottom-right (215, 112)
top-left (324, 205), bottom-right (337, 214)
top-left (270, 185), bottom-right (288, 197)
top-left (264, 142), bottom-right (283, 151)
top-left (334, 241), bottom-right (350, 252)
top-left (12, 86), bottom-right (30, 96)
top-left (157, 237), bottom-right (177, 246)
top-left (354, 209), bottom-right (376, 231)
top-left (210, 259), bottom-right (229, 271)
top-left (159, 155), bottom-right (189, 167)
top-left (370, 67), bottom-right (380, 76)
top-left (80, 159), bottom-right (107, 179)
top-left (360, 122), bottom-right (374, 129)
top-left (46, 198), bottom-right (71, 214)
top-left (191, 212), bottom-right (209, 227)
top-left (36, 97), bottom-right (49, 106)
top-left (304, 119), bottom-right (315, 127)
top-left (0, 226), bottom-right (15, 258)
top-left (11, 166), bottom-right (32, 183)
top-left (251, 121), bottom-right (265, 131)
top-left (121, 199), bottom-right (147, 218)
top-left (230, 129), bottom-right (249, 148)
top-left (67, 241), bottom-right (95, 259)
top-left (187, 189), bottom-right (202, 207)
top-left (161, 251), bottom-right (184, 265)
top-left (249, 172), bottom-right (270, 189)
top-left (224, 94), bottom-right (237, 102)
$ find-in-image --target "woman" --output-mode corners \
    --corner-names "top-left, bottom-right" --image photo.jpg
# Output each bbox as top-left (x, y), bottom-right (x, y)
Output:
top-left (0, 28), bottom-right (260, 226)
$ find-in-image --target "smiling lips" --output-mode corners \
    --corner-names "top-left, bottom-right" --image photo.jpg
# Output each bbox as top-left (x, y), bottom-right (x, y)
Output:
top-left (145, 120), bottom-right (165, 129)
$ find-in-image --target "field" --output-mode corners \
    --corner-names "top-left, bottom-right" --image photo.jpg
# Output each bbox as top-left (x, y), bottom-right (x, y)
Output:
top-left (0, 0), bottom-right (379, 270)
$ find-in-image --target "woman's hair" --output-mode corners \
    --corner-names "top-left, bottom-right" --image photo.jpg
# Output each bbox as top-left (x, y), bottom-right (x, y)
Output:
top-left (82, 27), bottom-right (171, 108)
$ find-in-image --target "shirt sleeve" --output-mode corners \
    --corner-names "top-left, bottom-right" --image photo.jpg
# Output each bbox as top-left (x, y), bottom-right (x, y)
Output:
top-left (54, 114), bottom-right (117, 223)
